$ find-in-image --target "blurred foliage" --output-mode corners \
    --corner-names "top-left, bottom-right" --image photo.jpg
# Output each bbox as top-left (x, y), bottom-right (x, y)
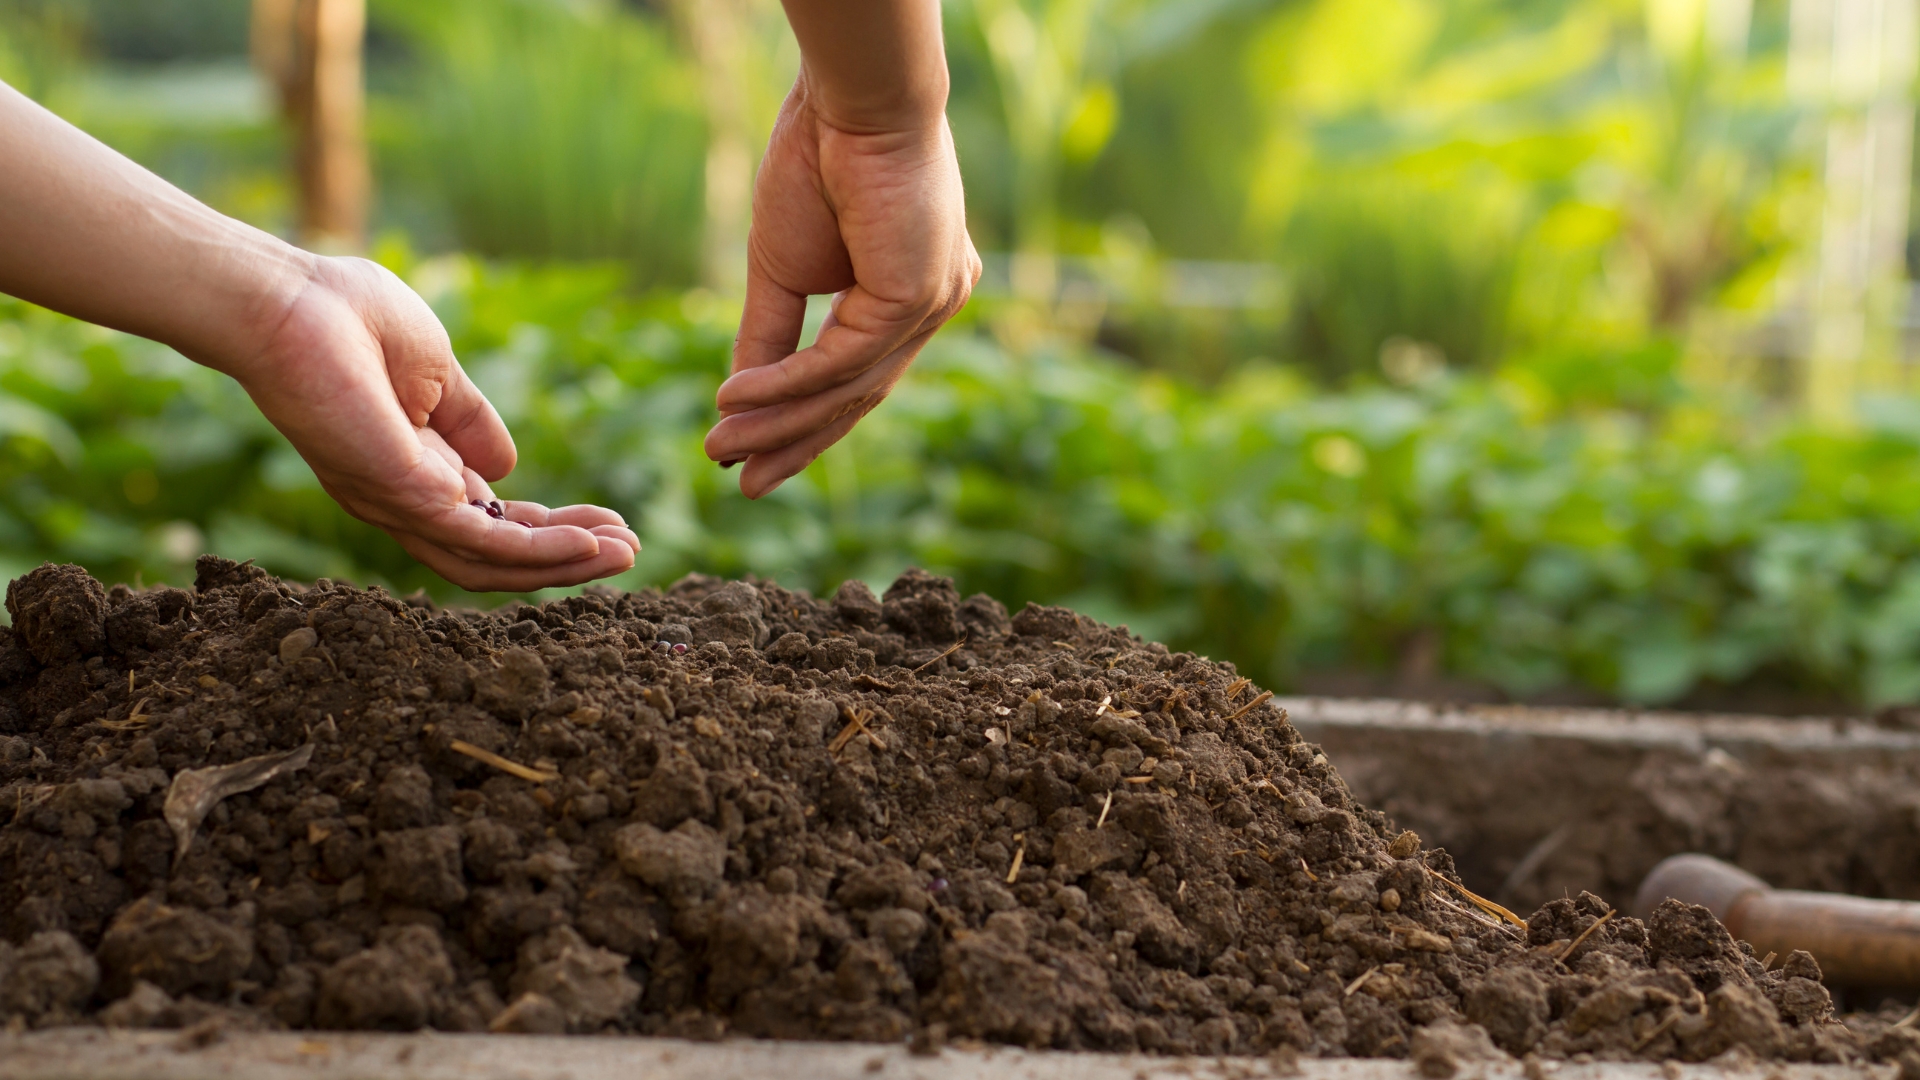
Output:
top-left (74, 0), bottom-right (250, 61)
top-left (11, 262), bottom-right (1920, 708)
top-left (372, 0), bottom-right (706, 286)
top-left (6, 0), bottom-right (1839, 378)
top-left (3, 0), bottom-right (1919, 710)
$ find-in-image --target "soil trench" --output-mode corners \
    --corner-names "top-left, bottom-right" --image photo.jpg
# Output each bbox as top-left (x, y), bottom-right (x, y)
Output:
top-left (0, 560), bottom-right (1911, 1069)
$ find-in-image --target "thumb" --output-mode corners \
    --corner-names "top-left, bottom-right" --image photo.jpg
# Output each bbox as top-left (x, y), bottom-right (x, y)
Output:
top-left (367, 268), bottom-right (519, 483)
top-left (426, 361), bottom-right (517, 483)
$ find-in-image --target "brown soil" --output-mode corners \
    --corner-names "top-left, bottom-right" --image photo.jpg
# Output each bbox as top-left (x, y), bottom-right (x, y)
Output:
top-left (0, 560), bottom-right (1904, 1066)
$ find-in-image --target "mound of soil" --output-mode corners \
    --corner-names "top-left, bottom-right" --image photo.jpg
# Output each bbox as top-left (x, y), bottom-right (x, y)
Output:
top-left (0, 560), bottom-right (1901, 1065)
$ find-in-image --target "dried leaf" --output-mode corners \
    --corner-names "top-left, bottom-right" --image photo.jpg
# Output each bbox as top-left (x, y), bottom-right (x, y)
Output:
top-left (164, 744), bottom-right (314, 859)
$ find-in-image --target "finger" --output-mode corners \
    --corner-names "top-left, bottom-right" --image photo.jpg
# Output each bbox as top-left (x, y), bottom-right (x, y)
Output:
top-left (715, 282), bottom-right (934, 416)
top-left (430, 362), bottom-right (517, 482)
top-left (361, 261), bottom-right (520, 483)
top-left (731, 259), bottom-right (810, 381)
top-left (320, 443), bottom-right (599, 568)
top-left (724, 345), bottom-right (912, 501)
top-left (411, 429), bottom-right (501, 510)
top-left (705, 327), bottom-right (930, 463)
top-left (588, 524), bottom-right (643, 554)
top-left (394, 532), bottom-right (635, 592)
top-left (503, 501), bottom-right (630, 529)
top-left (496, 502), bottom-right (640, 552)
top-left (400, 499), bottom-right (605, 568)
top-left (735, 398), bottom-right (872, 500)
top-left (817, 290), bottom-right (846, 336)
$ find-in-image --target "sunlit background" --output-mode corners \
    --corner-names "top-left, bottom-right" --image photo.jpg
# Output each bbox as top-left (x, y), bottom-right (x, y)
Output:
top-left (3, 0), bottom-right (1919, 712)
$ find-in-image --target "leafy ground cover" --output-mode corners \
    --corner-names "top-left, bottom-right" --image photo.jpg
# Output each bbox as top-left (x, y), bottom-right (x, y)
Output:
top-left (4, 258), bottom-right (1920, 710)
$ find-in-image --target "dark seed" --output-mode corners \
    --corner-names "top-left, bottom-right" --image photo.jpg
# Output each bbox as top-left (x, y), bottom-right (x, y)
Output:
top-left (469, 498), bottom-right (507, 520)
top-left (671, 643), bottom-right (689, 655)
top-left (928, 878), bottom-right (948, 893)
top-left (719, 459), bottom-right (744, 469)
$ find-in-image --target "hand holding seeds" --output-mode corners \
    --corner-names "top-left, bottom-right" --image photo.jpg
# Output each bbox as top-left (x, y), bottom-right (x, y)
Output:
top-left (229, 256), bottom-right (641, 590)
top-left (0, 83), bottom-right (638, 591)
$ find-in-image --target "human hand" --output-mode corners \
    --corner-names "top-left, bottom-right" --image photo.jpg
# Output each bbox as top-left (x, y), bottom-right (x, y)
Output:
top-left (0, 82), bottom-right (633, 588)
top-left (233, 256), bottom-right (639, 591)
top-left (702, 74), bottom-right (980, 498)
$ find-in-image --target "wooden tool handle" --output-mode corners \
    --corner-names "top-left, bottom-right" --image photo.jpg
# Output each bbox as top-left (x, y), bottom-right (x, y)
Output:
top-left (1637, 853), bottom-right (1920, 987)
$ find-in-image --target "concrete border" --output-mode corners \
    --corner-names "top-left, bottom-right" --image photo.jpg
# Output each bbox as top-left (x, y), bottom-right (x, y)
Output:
top-left (0, 1030), bottom-right (1887, 1080)
top-left (1278, 697), bottom-right (1920, 758)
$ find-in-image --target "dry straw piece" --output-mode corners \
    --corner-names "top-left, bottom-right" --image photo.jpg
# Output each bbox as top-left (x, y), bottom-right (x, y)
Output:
top-left (98, 697), bottom-right (151, 732)
top-left (1223, 689), bottom-right (1274, 724)
top-left (911, 638), bottom-right (967, 674)
top-left (447, 739), bottom-right (559, 784)
top-left (1556, 909), bottom-right (1615, 961)
top-left (1426, 864), bottom-right (1528, 931)
top-left (828, 709), bottom-right (886, 756)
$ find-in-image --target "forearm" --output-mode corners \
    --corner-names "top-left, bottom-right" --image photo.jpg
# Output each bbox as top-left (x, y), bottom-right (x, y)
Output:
top-left (0, 79), bottom-right (312, 375)
top-left (778, 0), bottom-right (948, 133)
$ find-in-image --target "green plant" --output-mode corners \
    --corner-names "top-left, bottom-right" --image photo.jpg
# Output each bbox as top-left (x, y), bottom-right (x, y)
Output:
top-left (372, 0), bottom-right (706, 287)
top-left (10, 260), bottom-right (1920, 710)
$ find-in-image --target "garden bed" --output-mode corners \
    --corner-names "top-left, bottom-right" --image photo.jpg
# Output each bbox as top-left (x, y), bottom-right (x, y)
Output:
top-left (1289, 699), bottom-right (1920, 914)
top-left (0, 561), bottom-right (1910, 1069)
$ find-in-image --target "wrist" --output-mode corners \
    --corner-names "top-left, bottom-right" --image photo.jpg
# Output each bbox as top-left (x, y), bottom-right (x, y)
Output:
top-left (179, 226), bottom-right (322, 383)
top-left (795, 56), bottom-right (950, 137)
